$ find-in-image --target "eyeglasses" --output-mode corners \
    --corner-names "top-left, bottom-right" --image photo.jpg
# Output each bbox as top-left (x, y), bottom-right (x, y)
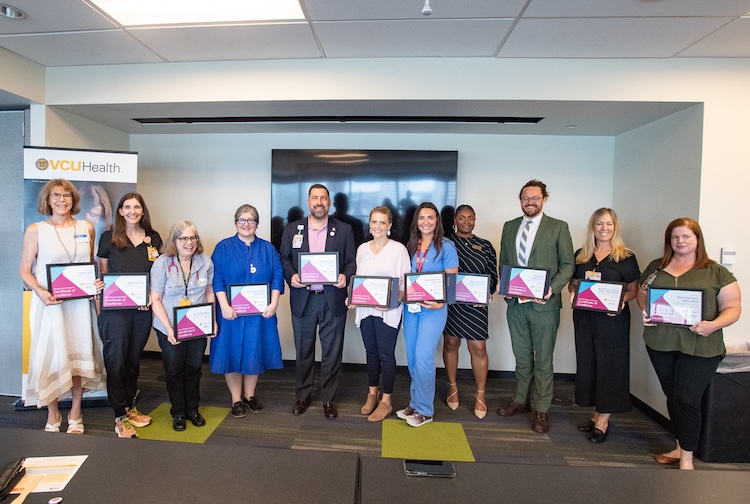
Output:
top-left (236, 218), bottom-right (257, 225)
top-left (177, 236), bottom-right (199, 243)
top-left (521, 196), bottom-right (542, 203)
top-left (50, 192), bottom-right (73, 201)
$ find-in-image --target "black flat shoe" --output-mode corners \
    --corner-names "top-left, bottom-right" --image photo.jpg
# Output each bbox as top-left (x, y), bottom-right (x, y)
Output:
top-left (173, 416), bottom-right (186, 432)
top-left (589, 427), bottom-right (608, 443)
top-left (189, 412), bottom-right (206, 427)
top-left (231, 401), bottom-right (246, 418)
top-left (243, 396), bottom-right (263, 414)
top-left (577, 420), bottom-right (595, 432)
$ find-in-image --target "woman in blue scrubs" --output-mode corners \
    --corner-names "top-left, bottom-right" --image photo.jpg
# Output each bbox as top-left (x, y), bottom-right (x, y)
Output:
top-left (397, 202), bottom-right (459, 427)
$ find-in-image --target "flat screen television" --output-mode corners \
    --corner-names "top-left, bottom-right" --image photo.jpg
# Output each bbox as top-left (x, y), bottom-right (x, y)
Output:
top-left (270, 149), bottom-right (458, 250)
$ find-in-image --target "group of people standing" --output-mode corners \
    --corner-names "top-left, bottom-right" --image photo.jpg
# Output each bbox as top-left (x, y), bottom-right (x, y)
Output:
top-left (20, 179), bottom-right (285, 438)
top-left (20, 179), bottom-right (741, 470)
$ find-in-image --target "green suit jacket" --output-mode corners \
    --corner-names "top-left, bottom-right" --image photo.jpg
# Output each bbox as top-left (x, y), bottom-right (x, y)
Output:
top-left (499, 214), bottom-right (575, 312)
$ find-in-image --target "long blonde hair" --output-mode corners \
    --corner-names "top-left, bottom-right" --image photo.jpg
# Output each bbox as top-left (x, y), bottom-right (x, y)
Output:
top-left (577, 208), bottom-right (632, 263)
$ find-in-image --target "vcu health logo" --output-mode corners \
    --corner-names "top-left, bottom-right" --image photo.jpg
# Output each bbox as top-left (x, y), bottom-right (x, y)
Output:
top-left (35, 158), bottom-right (49, 170)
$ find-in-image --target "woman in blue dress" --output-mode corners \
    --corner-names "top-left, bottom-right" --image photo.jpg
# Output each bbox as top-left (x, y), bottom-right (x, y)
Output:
top-left (397, 202), bottom-right (459, 427)
top-left (210, 204), bottom-right (284, 418)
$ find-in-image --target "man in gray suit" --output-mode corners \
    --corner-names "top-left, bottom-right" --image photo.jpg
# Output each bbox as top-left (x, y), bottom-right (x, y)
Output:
top-left (497, 180), bottom-right (574, 433)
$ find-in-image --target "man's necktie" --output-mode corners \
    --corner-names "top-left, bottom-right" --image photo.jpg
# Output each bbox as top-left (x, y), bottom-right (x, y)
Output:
top-left (518, 219), bottom-right (532, 266)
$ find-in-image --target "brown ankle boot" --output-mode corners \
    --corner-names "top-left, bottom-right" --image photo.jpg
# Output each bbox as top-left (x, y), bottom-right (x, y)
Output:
top-left (361, 393), bottom-right (379, 415)
top-left (367, 402), bottom-right (393, 422)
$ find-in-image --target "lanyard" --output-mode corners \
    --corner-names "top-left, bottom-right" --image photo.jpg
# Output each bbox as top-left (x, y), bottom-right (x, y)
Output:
top-left (416, 239), bottom-right (430, 273)
top-left (179, 256), bottom-right (193, 298)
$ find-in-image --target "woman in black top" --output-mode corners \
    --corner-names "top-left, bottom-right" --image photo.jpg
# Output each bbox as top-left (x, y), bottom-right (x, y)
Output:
top-left (443, 205), bottom-right (498, 419)
top-left (568, 208), bottom-right (639, 443)
top-left (98, 193), bottom-right (162, 438)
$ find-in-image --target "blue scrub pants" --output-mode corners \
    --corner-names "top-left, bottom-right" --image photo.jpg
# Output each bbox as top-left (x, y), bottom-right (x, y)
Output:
top-left (403, 306), bottom-right (448, 417)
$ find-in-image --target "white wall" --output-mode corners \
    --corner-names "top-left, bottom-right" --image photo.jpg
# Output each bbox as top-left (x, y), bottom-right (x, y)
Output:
top-left (613, 105), bottom-right (704, 416)
top-left (132, 132), bottom-right (614, 371)
top-left (42, 107), bottom-right (130, 152)
top-left (0, 47), bottom-right (44, 103)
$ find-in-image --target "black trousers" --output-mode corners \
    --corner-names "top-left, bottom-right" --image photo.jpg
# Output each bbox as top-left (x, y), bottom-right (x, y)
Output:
top-left (156, 329), bottom-right (207, 418)
top-left (360, 316), bottom-right (399, 394)
top-left (98, 309), bottom-right (152, 417)
top-left (573, 309), bottom-right (631, 413)
top-left (291, 292), bottom-right (346, 403)
top-left (647, 347), bottom-right (721, 452)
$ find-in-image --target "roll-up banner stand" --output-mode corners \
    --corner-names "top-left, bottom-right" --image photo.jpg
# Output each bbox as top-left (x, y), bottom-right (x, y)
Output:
top-left (18, 147), bottom-right (138, 409)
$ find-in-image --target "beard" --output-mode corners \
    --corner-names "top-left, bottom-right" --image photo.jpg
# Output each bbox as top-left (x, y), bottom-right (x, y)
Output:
top-left (310, 205), bottom-right (328, 219)
top-left (522, 204), bottom-right (541, 218)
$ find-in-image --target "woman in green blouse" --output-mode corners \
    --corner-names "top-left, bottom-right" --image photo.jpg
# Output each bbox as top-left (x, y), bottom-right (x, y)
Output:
top-left (637, 218), bottom-right (741, 470)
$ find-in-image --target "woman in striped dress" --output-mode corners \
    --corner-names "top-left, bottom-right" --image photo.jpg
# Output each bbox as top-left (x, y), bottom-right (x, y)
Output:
top-left (442, 205), bottom-right (499, 419)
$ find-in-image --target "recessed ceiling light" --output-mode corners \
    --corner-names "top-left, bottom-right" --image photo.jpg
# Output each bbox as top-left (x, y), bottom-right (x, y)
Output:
top-left (89, 0), bottom-right (304, 27)
top-left (0, 3), bottom-right (25, 19)
top-left (564, 124), bottom-right (577, 129)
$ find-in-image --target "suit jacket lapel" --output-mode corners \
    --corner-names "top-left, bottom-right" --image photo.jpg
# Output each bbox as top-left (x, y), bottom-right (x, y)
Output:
top-left (528, 214), bottom-right (548, 259)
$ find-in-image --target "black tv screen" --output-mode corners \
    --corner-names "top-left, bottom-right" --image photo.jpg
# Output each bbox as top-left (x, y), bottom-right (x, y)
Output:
top-left (270, 149), bottom-right (458, 250)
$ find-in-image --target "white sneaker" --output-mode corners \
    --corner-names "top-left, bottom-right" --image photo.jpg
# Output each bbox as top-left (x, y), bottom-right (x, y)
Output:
top-left (406, 413), bottom-right (433, 427)
top-left (115, 416), bottom-right (138, 438)
top-left (396, 406), bottom-right (415, 420)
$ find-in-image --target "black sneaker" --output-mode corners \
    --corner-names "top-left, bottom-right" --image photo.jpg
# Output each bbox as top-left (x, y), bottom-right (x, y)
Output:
top-left (231, 401), bottom-right (247, 418)
top-left (243, 396), bottom-right (264, 414)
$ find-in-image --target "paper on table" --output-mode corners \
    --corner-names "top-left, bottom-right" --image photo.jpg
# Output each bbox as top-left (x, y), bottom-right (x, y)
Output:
top-left (11, 455), bottom-right (87, 494)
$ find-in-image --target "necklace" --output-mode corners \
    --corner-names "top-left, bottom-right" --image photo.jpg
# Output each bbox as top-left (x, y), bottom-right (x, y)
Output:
top-left (52, 220), bottom-right (78, 262)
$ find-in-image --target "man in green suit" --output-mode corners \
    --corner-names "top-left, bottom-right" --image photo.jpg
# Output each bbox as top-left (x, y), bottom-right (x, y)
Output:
top-left (497, 180), bottom-right (574, 433)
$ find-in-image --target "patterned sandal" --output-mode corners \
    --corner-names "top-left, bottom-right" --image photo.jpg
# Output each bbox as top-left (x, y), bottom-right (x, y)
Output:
top-left (67, 415), bottom-right (85, 434)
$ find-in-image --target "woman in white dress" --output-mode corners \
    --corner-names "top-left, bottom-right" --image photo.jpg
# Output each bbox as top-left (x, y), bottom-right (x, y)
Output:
top-left (19, 179), bottom-right (106, 434)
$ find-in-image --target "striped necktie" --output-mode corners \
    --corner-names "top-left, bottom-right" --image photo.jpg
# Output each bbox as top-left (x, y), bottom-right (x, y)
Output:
top-left (518, 219), bottom-right (532, 266)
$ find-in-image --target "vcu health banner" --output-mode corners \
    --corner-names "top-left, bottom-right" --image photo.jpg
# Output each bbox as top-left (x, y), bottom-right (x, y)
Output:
top-left (21, 146), bottom-right (138, 405)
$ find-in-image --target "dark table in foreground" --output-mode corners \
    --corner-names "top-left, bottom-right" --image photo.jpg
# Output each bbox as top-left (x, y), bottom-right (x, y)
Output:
top-left (1, 427), bottom-right (358, 504)
top-left (360, 457), bottom-right (750, 504)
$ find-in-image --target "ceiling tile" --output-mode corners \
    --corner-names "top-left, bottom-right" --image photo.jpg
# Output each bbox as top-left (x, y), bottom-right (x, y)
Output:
top-left (0, 30), bottom-right (164, 66)
top-left (0, 0), bottom-right (115, 34)
top-left (304, 0), bottom-right (527, 21)
top-left (499, 17), bottom-right (735, 58)
top-left (314, 19), bottom-right (513, 58)
top-left (128, 23), bottom-right (321, 62)
top-left (677, 17), bottom-right (750, 57)
top-left (523, 0), bottom-right (750, 18)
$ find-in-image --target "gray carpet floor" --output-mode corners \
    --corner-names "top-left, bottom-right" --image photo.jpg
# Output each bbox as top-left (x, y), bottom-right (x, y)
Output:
top-left (2, 355), bottom-right (748, 471)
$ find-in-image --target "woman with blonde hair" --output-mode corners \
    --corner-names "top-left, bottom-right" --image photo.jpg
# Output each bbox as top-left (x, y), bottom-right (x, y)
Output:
top-left (150, 221), bottom-right (215, 432)
top-left (352, 206), bottom-right (411, 421)
top-left (19, 179), bottom-right (106, 434)
top-left (568, 208), bottom-right (639, 443)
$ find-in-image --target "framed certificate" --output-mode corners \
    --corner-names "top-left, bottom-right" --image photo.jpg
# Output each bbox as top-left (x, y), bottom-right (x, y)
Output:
top-left (499, 265), bottom-right (551, 300)
top-left (573, 280), bottom-right (626, 314)
top-left (298, 252), bottom-right (339, 284)
top-left (229, 283), bottom-right (270, 316)
top-left (647, 287), bottom-right (704, 326)
top-left (46, 262), bottom-right (98, 300)
top-left (101, 273), bottom-right (149, 310)
top-left (349, 276), bottom-right (392, 308)
top-left (173, 303), bottom-right (215, 340)
top-left (405, 272), bottom-right (446, 303)
top-left (452, 273), bottom-right (491, 305)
